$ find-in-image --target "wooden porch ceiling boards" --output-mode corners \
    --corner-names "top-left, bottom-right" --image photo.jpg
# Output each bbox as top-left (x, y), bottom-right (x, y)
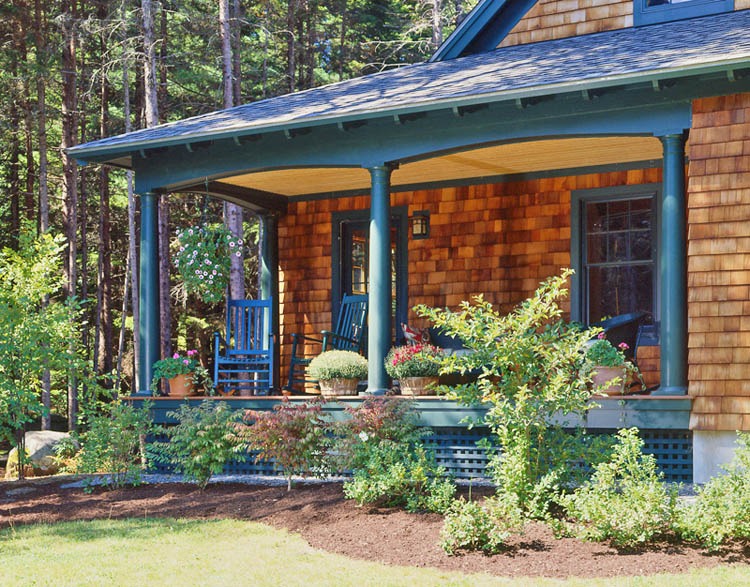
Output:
top-left (220, 136), bottom-right (664, 197)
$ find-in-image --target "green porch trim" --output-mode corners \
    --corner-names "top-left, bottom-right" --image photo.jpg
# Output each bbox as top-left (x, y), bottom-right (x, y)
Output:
top-left (367, 165), bottom-right (393, 393)
top-left (656, 133), bottom-right (688, 395)
top-left (289, 159), bottom-right (665, 203)
top-left (130, 92), bottom-right (697, 194)
top-left (137, 191), bottom-right (160, 394)
top-left (430, 0), bottom-right (538, 62)
top-left (130, 395), bottom-right (692, 430)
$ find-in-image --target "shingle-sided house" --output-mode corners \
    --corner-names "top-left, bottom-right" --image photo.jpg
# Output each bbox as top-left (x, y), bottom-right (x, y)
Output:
top-left (71, 0), bottom-right (750, 483)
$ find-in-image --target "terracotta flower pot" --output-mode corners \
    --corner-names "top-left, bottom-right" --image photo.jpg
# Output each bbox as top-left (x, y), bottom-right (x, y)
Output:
top-left (591, 366), bottom-right (626, 396)
top-left (167, 373), bottom-right (197, 398)
top-left (318, 378), bottom-right (359, 397)
top-left (399, 376), bottom-right (439, 396)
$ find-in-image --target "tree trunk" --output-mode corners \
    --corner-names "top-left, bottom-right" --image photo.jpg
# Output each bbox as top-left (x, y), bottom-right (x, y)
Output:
top-left (122, 0), bottom-right (139, 389)
top-left (34, 0), bottom-right (48, 234)
top-left (287, 0), bottom-right (296, 92)
top-left (142, 0), bottom-right (159, 129)
top-left (431, 0), bottom-right (443, 50)
top-left (232, 0), bottom-right (242, 105)
top-left (61, 0), bottom-right (79, 432)
top-left (221, 0), bottom-right (245, 301)
top-left (97, 0), bottom-right (114, 378)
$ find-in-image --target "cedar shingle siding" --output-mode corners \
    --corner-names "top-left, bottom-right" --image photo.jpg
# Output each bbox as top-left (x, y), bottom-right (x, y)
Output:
top-left (688, 93), bottom-right (750, 431)
top-left (278, 168), bottom-right (662, 378)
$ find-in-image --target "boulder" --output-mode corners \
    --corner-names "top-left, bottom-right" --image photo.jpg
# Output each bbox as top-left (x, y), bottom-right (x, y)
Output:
top-left (4, 430), bottom-right (78, 479)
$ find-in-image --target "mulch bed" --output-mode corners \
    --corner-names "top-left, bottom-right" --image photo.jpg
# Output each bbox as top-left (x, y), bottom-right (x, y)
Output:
top-left (1, 476), bottom-right (749, 579)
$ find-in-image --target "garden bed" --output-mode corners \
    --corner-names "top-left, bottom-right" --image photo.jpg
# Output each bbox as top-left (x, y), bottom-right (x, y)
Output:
top-left (1, 476), bottom-right (748, 580)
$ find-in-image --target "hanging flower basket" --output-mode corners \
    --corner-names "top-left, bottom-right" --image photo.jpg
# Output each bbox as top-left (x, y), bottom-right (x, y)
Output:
top-left (174, 224), bottom-right (243, 304)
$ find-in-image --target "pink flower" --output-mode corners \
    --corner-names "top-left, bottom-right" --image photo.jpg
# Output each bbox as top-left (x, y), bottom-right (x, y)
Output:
top-left (172, 353), bottom-right (180, 359)
top-left (597, 332), bottom-right (606, 340)
top-left (183, 359), bottom-right (190, 365)
top-left (187, 350), bottom-right (197, 357)
top-left (618, 342), bottom-right (629, 351)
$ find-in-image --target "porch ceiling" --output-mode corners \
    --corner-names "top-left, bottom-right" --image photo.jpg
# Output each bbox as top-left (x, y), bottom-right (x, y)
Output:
top-left (222, 136), bottom-right (663, 197)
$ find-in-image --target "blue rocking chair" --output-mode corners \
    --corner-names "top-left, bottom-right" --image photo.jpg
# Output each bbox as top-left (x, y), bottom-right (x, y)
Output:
top-left (213, 299), bottom-right (275, 395)
top-left (285, 294), bottom-right (368, 393)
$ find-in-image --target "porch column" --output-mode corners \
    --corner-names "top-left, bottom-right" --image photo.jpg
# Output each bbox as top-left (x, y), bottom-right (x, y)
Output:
top-left (137, 191), bottom-right (160, 394)
top-left (367, 165), bottom-right (393, 393)
top-left (260, 213), bottom-right (280, 391)
top-left (657, 133), bottom-right (688, 395)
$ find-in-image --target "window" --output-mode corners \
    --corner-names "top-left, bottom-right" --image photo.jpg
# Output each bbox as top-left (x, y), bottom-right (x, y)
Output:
top-left (633, 0), bottom-right (734, 26)
top-left (572, 186), bottom-right (659, 325)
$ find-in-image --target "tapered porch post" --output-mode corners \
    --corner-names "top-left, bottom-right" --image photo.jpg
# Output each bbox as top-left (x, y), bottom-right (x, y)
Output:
top-left (137, 191), bottom-right (160, 394)
top-left (260, 213), bottom-right (280, 391)
top-left (657, 133), bottom-right (688, 395)
top-left (367, 165), bottom-right (393, 393)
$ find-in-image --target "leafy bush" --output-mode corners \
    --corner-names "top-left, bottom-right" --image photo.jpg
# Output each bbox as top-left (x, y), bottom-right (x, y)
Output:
top-left (150, 401), bottom-right (247, 489)
top-left (441, 497), bottom-right (515, 555)
top-left (308, 350), bottom-right (368, 380)
top-left (336, 398), bottom-right (455, 513)
top-left (242, 399), bottom-right (331, 490)
top-left (585, 335), bottom-right (628, 367)
top-left (75, 401), bottom-right (153, 491)
top-left (385, 344), bottom-right (443, 378)
top-left (676, 432), bottom-right (750, 550)
top-left (559, 428), bottom-right (677, 547)
top-left (417, 270), bottom-right (597, 517)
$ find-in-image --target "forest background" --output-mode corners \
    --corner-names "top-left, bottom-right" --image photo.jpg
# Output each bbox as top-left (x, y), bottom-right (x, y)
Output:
top-left (0, 0), bottom-right (476, 431)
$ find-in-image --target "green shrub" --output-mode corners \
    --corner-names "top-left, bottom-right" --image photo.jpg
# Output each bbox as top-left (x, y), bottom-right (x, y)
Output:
top-left (337, 397), bottom-right (455, 513)
top-left (242, 399), bottom-right (331, 490)
top-left (308, 350), bottom-right (368, 380)
top-left (417, 270), bottom-right (598, 517)
top-left (440, 497), bottom-right (517, 555)
top-left (150, 401), bottom-right (247, 489)
top-left (559, 428), bottom-right (677, 547)
top-left (676, 432), bottom-right (750, 550)
top-left (75, 401), bottom-right (152, 491)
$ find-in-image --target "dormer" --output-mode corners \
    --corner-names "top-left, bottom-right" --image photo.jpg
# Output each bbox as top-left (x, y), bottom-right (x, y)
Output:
top-left (432, 0), bottom-right (744, 60)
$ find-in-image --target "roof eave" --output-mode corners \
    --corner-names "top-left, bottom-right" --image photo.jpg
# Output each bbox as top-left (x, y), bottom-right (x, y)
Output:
top-left (68, 57), bottom-right (750, 167)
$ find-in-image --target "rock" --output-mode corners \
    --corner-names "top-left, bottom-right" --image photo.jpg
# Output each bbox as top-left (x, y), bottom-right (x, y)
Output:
top-left (4, 431), bottom-right (78, 480)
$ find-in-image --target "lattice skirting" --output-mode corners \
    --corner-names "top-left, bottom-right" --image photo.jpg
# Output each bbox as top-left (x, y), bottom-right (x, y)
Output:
top-left (150, 427), bottom-right (693, 483)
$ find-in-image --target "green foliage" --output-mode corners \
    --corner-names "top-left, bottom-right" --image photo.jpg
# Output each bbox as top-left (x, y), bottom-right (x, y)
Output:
top-left (585, 336), bottom-right (628, 367)
top-left (416, 270), bottom-right (597, 516)
top-left (0, 234), bottom-right (87, 476)
top-left (676, 432), bottom-right (750, 550)
top-left (337, 398), bottom-right (454, 513)
top-left (440, 497), bottom-right (514, 555)
top-left (174, 224), bottom-right (242, 303)
top-left (150, 401), bottom-right (247, 490)
top-left (559, 428), bottom-right (677, 547)
top-left (385, 344), bottom-right (443, 378)
top-left (308, 350), bottom-right (368, 380)
top-left (243, 400), bottom-right (331, 490)
top-left (75, 401), bottom-right (153, 491)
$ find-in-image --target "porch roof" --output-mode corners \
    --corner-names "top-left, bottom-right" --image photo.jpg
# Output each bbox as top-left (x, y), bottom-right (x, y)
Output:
top-left (71, 9), bottom-right (750, 167)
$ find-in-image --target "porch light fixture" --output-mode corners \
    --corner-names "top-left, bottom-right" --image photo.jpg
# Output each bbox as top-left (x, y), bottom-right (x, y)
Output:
top-left (411, 210), bottom-right (430, 239)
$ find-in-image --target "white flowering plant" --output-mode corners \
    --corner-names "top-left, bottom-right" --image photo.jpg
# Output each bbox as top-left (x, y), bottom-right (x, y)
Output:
top-left (174, 224), bottom-right (242, 303)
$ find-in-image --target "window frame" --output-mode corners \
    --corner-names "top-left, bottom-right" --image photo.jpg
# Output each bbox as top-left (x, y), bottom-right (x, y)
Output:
top-left (570, 184), bottom-right (661, 326)
top-left (633, 0), bottom-right (734, 26)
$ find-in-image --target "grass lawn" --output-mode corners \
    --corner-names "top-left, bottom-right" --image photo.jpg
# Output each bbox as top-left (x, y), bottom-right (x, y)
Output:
top-left (1, 518), bottom-right (748, 587)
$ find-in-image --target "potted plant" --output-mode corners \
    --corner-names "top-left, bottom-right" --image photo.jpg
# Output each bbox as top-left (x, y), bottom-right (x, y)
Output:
top-left (174, 224), bottom-right (243, 304)
top-left (585, 334), bottom-right (639, 396)
top-left (151, 350), bottom-right (211, 397)
top-left (385, 344), bottom-right (443, 396)
top-left (308, 350), bottom-right (368, 397)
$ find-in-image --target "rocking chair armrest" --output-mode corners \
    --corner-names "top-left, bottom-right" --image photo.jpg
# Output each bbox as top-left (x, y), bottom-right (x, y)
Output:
top-left (213, 331), bottom-right (228, 352)
top-left (290, 332), bottom-right (324, 345)
top-left (320, 330), bottom-right (358, 350)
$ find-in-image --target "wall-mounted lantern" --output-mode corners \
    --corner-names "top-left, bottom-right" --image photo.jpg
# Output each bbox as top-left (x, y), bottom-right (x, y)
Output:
top-left (411, 210), bottom-right (430, 239)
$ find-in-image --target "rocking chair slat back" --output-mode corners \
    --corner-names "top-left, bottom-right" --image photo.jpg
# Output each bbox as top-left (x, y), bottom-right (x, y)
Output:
top-left (285, 294), bottom-right (368, 392)
top-left (214, 299), bottom-right (274, 395)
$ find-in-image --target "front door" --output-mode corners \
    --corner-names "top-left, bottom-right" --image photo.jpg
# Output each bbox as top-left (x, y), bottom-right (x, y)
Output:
top-left (333, 208), bottom-right (408, 346)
